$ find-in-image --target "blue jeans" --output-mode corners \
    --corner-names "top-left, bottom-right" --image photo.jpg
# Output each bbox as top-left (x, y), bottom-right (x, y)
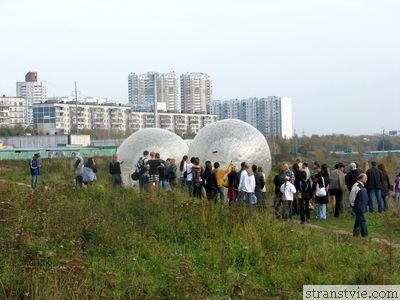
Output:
top-left (245, 192), bottom-right (254, 208)
top-left (316, 203), bottom-right (327, 219)
top-left (216, 186), bottom-right (225, 203)
top-left (236, 190), bottom-right (246, 206)
top-left (31, 175), bottom-right (38, 189)
top-left (160, 179), bottom-right (170, 191)
top-left (368, 189), bottom-right (384, 212)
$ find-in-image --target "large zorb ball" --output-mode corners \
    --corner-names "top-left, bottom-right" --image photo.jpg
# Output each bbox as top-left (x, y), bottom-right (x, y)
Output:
top-left (188, 119), bottom-right (272, 177)
top-left (117, 128), bottom-right (189, 187)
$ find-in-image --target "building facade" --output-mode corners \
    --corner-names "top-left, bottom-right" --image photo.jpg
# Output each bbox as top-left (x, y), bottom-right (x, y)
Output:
top-left (208, 97), bottom-right (293, 138)
top-left (180, 72), bottom-right (212, 114)
top-left (33, 100), bottom-right (217, 135)
top-left (16, 71), bottom-right (48, 126)
top-left (158, 71), bottom-right (181, 112)
top-left (128, 72), bottom-right (158, 112)
top-left (0, 96), bottom-right (26, 127)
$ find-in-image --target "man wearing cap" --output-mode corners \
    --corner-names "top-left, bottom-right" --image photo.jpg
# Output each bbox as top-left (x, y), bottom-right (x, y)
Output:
top-left (29, 153), bottom-right (41, 189)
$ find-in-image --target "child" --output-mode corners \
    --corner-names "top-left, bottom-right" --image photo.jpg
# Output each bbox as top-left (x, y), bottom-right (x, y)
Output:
top-left (280, 176), bottom-right (297, 220)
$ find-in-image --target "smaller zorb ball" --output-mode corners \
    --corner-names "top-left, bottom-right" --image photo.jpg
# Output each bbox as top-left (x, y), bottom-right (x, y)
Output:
top-left (117, 128), bottom-right (189, 187)
top-left (188, 119), bottom-right (272, 177)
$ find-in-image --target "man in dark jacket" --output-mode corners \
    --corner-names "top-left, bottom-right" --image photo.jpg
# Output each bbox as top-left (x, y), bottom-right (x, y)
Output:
top-left (29, 153), bottom-right (41, 189)
top-left (353, 173), bottom-right (369, 237)
top-left (252, 165), bottom-right (265, 210)
top-left (366, 161), bottom-right (384, 212)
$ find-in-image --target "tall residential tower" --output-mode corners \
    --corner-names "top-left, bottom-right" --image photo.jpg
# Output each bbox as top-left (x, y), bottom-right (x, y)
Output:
top-left (16, 71), bottom-right (48, 126)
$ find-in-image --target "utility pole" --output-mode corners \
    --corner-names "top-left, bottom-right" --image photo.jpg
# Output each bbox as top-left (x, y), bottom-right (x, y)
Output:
top-left (382, 128), bottom-right (385, 151)
top-left (75, 82), bottom-right (79, 134)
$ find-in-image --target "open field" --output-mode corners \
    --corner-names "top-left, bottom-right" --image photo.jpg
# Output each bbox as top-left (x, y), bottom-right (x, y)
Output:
top-left (1, 159), bottom-right (400, 298)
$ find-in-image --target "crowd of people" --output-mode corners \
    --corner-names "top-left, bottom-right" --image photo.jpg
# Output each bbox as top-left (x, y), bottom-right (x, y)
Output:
top-left (131, 150), bottom-right (267, 209)
top-left (29, 151), bottom-right (400, 237)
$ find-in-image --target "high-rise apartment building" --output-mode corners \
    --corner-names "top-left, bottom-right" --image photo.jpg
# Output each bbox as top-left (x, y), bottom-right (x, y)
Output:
top-left (158, 72), bottom-right (180, 112)
top-left (180, 73), bottom-right (212, 114)
top-left (128, 72), bottom-right (158, 112)
top-left (16, 71), bottom-right (48, 126)
top-left (208, 97), bottom-right (293, 138)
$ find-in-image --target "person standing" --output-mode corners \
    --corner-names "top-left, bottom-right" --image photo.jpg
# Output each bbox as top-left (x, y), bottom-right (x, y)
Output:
top-left (252, 165), bottom-right (265, 210)
top-left (227, 166), bottom-right (238, 206)
top-left (378, 163), bottom-right (390, 211)
top-left (179, 155), bottom-right (188, 192)
top-left (394, 173), bottom-right (400, 208)
top-left (273, 167), bottom-right (286, 218)
top-left (203, 161), bottom-right (218, 203)
top-left (329, 162), bottom-right (346, 217)
top-left (353, 173), bottom-right (369, 238)
top-left (298, 170), bottom-right (311, 224)
top-left (314, 164), bottom-right (330, 220)
top-left (366, 161), bottom-right (384, 212)
top-left (280, 176), bottom-right (297, 220)
top-left (146, 152), bottom-right (163, 192)
top-left (109, 154), bottom-right (122, 186)
top-left (238, 163), bottom-right (256, 208)
top-left (166, 158), bottom-right (177, 189)
top-left (214, 161), bottom-right (233, 203)
top-left (136, 150), bottom-right (149, 191)
top-left (29, 153), bottom-right (41, 189)
top-left (258, 166), bottom-right (267, 205)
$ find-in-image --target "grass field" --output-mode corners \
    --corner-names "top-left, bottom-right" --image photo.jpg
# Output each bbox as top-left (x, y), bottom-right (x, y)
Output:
top-left (0, 159), bottom-right (399, 299)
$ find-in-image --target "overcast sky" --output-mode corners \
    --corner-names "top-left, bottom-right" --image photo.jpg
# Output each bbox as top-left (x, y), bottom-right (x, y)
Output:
top-left (1, 0), bottom-right (399, 135)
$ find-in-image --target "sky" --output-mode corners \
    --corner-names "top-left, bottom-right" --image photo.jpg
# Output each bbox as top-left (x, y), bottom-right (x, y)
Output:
top-left (1, 0), bottom-right (399, 136)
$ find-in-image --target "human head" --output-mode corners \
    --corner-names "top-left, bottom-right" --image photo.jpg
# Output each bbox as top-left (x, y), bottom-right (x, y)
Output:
top-left (358, 173), bottom-right (368, 184)
top-left (214, 162), bottom-right (220, 169)
top-left (337, 162), bottom-right (345, 171)
top-left (349, 162), bottom-right (357, 171)
top-left (205, 160), bottom-right (212, 172)
top-left (150, 152), bottom-right (155, 158)
top-left (283, 163), bottom-right (289, 171)
top-left (302, 161), bottom-right (308, 168)
top-left (190, 157), bottom-right (195, 163)
top-left (257, 166), bottom-right (263, 173)
top-left (252, 164), bottom-right (257, 172)
top-left (194, 157), bottom-right (200, 166)
top-left (34, 153), bottom-right (40, 159)
top-left (181, 155), bottom-right (188, 162)
top-left (299, 170), bottom-right (307, 181)
top-left (143, 150), bottom-right (149, 157)
top-left (371, 161), bottom-right (377, 167)
top-left (112, 154), bottom-right (118, 161)
top-left (378, 163), bottom-right (387, 175)
top-left (240, 162), bottom-right (246, 169)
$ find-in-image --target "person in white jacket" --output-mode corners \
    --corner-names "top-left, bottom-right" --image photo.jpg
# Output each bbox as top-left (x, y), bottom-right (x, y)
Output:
top-left (280, 176), bottom-right (297, 220)
top-left (237, 163), bottom-right (256, 207)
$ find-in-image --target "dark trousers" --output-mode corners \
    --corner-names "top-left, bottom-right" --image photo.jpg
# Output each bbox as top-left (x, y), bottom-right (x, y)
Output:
top-left (255, 190), bottom-right (265, 210)
top-left (334, 190), bottom-right (343, 217)
top-left (353, 212), bottom-right (368, 237)
top-left (299, 197), bottom-right (310, 223)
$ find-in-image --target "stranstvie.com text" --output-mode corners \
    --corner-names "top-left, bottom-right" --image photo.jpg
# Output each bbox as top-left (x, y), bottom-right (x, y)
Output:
top-left (303, 285), bottom-right (400, 300)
